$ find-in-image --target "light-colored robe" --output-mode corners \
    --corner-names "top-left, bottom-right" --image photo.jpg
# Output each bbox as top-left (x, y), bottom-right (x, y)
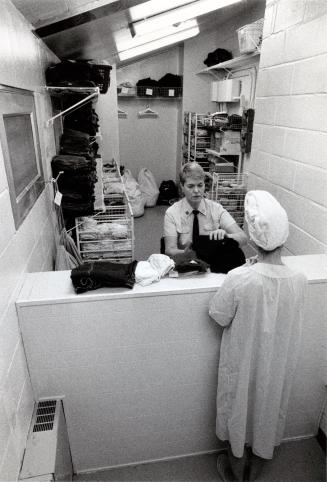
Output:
top-left (209, 263), bottom-right (307, 459)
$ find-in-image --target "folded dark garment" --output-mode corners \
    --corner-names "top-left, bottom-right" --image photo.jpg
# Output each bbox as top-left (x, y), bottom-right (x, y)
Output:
top-left (62, 129), bottom-right (91, 140)
top-left (71, 260), bottom-right (138, 293)
top-left (194, 236), bottom-right (245, 274)
top-left (52, 154), bottom-right (92, 170)
top-left (62, 201), bottom-right (94, 214)
top-left (60, 147), bottom-right (94, 158)
top-left (174, 258), bottom-right (209, 274)
top-left (136, 77), bottom-right (158, 86)
top-left (64, 118), bottom-right (98, 136)
top-left (58, 176), bottom-right (97, 191)
top-left (157, 73), bottom-right (182, 87)
top-left (62, 192), bottom-right (95, 202)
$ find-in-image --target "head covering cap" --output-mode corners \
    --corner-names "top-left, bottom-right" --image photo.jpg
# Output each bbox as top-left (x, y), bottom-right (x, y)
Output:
top-left (244, 190), bottom-right (289, 251)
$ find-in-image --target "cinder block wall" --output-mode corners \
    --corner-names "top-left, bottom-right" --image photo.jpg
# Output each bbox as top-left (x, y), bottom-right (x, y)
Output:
top-left (248, 0), bottom-right (327, 255)
top-left (0, 1), bottom-right (59, 480)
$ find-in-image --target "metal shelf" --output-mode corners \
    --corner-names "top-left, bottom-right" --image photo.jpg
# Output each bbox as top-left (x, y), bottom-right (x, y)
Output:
top-left (196, 51), bottom-right (260, 75)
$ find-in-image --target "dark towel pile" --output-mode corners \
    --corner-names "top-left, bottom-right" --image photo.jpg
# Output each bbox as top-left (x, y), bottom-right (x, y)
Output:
top-left (71, 260), bottom-right (138, 294)
top-left (174, 258), bottom-right (209, 275)
top-left (194, 236), bottom-right (246, 273)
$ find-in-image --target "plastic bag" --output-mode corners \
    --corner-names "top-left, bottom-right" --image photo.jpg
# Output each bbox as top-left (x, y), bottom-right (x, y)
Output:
top-left (123, 169), bottom-right (145, 217)
top-left (138, 168), bottom-right (159, 207)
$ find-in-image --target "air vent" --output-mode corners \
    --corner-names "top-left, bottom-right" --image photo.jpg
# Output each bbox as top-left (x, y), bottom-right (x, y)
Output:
top-left (32, 400), bottom-right (57, 432)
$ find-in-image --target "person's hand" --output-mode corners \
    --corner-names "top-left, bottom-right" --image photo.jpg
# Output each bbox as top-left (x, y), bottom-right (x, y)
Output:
top-left (209, 229), bottom-right (226, 241)
top-left (173, 246), bottom-right (197, 264)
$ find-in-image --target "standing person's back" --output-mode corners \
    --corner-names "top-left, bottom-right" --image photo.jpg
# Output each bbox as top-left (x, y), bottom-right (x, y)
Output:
top-left (210, 262), bottom-right (307, 460)
top-left (209, 191), bottom-right (308, 481)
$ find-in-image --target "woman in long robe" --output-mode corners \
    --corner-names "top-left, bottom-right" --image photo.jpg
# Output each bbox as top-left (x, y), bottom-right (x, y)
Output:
top-left (209, 191), bottom-right (307, 481)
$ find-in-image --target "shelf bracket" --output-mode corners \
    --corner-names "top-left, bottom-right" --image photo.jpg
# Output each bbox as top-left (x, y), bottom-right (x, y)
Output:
top-left (45, 87), bottom-right (99, 126)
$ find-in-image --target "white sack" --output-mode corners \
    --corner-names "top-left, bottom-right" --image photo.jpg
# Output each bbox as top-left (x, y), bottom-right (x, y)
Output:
top-left (123, 169), bottom-right (145, 217)
top-left (138, 168), bottom-right (159, 207)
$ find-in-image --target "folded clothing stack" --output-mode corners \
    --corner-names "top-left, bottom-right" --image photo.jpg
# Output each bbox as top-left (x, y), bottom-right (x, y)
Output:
top-left (52, 152), bottom-right (97, 216)
top-left (71, 260), bottom-right (138, 293)
top-left (52, 95), bottom-right (101, 217)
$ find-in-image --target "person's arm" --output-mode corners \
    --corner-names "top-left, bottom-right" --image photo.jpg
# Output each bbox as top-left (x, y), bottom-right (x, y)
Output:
top-left (164, 236), bottom-right (196, 263)
top-left (209, 273), bottom-right (237, 327)
top-left (225, 222), bottom-right (248, 246)
top-left (164, 210), bottom-right (197, 262)
top-left (209, 222), bottom-right (247, 246)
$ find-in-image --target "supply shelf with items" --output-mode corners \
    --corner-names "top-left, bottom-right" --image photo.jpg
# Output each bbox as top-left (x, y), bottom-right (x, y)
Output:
top-left (75, 158), bottom-right (134, 263)
top-left (206, 172), bottom-right (247, 227)
top-left (183, 112), bottom-right (244, 174)
top-left (75, 206), bottom-right (134, 263)
top-left (183, 112), bottom-right (211, 171)
top-left (118, 86), bottom-right (182, 99)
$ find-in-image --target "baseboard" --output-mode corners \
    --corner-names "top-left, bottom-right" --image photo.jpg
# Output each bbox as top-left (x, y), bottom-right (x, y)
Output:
top-left (75, 448), bottom-right (227, 475)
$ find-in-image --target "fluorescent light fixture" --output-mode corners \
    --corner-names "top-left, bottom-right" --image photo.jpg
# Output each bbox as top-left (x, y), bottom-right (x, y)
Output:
top-left (131, 0), bottom-right (242, 37)
top-left (118, 25), bottom-right (200, 61)
top-left (129, 0), bottom-right (197, 21)
top-left (119, 19), bottom-right (198, 51)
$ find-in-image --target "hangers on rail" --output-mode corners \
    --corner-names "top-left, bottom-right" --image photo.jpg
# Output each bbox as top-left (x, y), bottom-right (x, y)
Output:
top-left (138, 104), bottom-right (159, 118)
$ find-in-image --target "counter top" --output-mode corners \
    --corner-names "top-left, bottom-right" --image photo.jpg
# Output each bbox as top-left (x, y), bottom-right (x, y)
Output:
top-left (16, 254), bottom-right (327, 307)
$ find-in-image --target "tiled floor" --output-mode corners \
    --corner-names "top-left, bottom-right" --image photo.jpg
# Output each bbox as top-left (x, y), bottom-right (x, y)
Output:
top-left (74, 437), bottom-right (325, 482)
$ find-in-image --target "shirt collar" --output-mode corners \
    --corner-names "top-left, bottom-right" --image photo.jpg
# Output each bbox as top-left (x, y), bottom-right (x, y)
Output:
top-left (182, 197), bottom-right (207, 216)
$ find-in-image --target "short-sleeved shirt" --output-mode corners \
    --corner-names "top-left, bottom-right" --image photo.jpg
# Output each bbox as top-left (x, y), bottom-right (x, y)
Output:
top-left (164, 197), bottom-right (236, 248)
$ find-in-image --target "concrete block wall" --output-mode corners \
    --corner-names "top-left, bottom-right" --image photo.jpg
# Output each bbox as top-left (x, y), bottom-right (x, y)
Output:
top-left (248, 0), bottom-right (327, 255)
top-left (0, 1), bottom-right (58, 480)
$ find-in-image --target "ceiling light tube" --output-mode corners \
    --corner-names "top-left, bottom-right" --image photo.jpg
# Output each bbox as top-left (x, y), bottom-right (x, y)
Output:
top-left (118, 26), bottom-right (200, 61)
top-left (129, 0), bottom-right (197, 22)
top-left (132, 0), bottom-right (242, 37)
top-left (120, 19), bottom-right (198, 51)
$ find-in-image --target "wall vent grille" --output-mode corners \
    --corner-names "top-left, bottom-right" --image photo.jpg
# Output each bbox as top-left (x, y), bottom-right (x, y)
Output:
top-left (32, 399), bottom-right (57, 432)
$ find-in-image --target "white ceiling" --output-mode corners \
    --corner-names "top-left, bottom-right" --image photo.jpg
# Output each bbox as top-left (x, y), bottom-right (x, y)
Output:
top-left (11, 0), bottom-right (265, 65)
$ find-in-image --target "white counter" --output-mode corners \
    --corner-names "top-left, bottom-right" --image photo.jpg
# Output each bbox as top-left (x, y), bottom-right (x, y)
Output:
top-left (16, 255), bottom-right (327, 473)
top-left (17, 254), bottom-right (327, 306)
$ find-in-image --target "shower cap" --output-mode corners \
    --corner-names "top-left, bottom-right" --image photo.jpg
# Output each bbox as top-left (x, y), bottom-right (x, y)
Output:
top-left (244, 190), bottom-right (289, 251)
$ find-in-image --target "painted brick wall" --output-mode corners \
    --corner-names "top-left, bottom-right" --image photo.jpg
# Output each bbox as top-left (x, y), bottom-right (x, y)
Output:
top-left (0, 1), bottom-right (58, 480)
top-left (248, 0), bottom-right (327, 255)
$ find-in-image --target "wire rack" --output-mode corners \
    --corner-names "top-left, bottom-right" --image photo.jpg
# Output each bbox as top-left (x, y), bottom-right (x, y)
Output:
top-left (75, 159), bottom-right (134, 262)
top-left (206, 172), bottom-right (247, 226)
top-left (75, 208), bottom-right (134, 263)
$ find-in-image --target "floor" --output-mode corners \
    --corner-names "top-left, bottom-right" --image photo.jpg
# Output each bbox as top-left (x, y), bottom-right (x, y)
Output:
top-left (74, 437), bottom-right (325, 482)
top-left (133, 205), bottom-right (167, 261)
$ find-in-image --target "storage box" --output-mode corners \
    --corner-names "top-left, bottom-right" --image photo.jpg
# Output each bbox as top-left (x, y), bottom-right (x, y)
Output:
top-left (211, 79), bottom-right (240, 102)
top-left (237, 18), bottom-right (264, 54)
top-left (220, 130), bottom-right (241, 155)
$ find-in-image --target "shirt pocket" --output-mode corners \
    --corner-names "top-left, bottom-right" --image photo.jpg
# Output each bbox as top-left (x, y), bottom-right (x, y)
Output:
top-left (203, 222), bottom-right (219, 232)
top-left (178, 219), bottom-right (190, 234)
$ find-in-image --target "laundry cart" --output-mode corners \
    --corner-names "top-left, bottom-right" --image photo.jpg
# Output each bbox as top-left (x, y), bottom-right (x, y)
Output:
top-left (206, 172), bottom-right (247, 226)
top-left (75, 160), bottom-right (134, 262)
